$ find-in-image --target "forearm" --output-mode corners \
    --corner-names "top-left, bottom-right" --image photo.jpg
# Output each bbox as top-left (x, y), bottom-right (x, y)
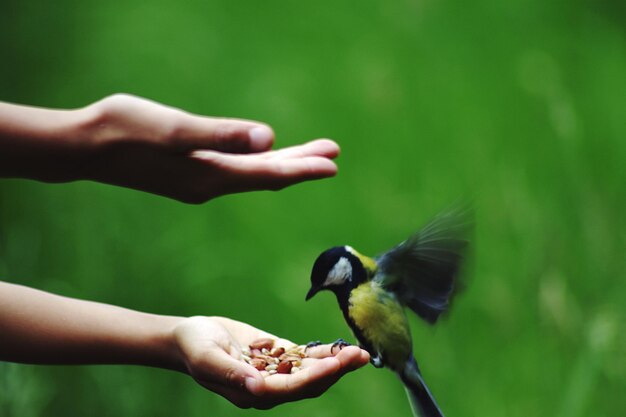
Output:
top-left (0, 101), bottom-right (94, 181)
top-left (0, 281), bottom-right (185, 372)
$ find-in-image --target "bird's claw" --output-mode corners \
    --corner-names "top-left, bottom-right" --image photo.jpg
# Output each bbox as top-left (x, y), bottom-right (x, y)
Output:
top-left (331, 338), bottom-right (351, 354)
top-left (305, 340), bottom-right (322, 353)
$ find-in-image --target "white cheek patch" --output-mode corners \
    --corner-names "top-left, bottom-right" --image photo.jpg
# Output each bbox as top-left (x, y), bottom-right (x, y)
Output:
top-left (324, 257), bottom-right (352, 286)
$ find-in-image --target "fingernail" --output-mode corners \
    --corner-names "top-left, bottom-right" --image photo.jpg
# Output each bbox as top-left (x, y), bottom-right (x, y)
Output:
top-left (245, 377), bottom-right (263, 396)
top-left (249, 126), bottom-right (274, 151)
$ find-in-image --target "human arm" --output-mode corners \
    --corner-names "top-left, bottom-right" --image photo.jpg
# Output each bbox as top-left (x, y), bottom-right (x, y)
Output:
top-left (0, 94), bottom-right (340, 203)
top-left (0, 281), bottom-right (369, 408)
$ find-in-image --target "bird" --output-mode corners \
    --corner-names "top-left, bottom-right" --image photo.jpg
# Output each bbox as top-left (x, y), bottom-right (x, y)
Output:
top-left (305, 205), bottom-right (472, 417)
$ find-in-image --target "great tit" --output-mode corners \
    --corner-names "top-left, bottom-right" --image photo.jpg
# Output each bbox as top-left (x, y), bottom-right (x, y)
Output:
top-left (305, 206), bottom-right (471, 417)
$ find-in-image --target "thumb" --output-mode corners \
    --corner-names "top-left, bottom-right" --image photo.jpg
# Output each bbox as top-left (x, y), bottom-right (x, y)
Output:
top-left (193, 347), bottom-right (266, 396)
top-left (175, 113), bottom-right (275, 154)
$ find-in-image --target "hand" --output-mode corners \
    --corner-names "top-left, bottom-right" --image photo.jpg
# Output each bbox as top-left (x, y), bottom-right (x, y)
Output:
top-left (0, 94), bottom-right (340, 203)
top-left (81, 94), bottom-right (340, 203)
top-left (173, 316), bottom-right (370, 409)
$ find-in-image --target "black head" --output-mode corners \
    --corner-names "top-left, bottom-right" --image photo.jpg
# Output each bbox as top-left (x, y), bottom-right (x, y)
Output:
top-left (305, 246), bottom-right (367, 301)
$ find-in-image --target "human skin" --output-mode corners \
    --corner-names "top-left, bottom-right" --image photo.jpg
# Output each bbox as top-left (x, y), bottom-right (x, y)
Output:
top-left (0, 281), bottom-right (370, 409)
top-left (0, 94), bottom-right (365, 409)
top-left (0, 94), bottom-right (341, 203)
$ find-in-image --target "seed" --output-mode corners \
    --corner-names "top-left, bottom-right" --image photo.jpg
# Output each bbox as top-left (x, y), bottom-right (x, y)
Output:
top-left (277, 360), bottom-right (293, 374)
top-left (287, 346), bottom-right (306, 355)
top-left (249, 338), bottom-right (274, 350)
top-left (280, 354), bottom-right (303, 362)
top-left (250, 358), bottom-right (267, 371)
top-left (256, 354), bottom-right (279, 365)
top-left (242, 340), bottom-right (310, 375)
top-left (270, 347), bottom-right (285, 357)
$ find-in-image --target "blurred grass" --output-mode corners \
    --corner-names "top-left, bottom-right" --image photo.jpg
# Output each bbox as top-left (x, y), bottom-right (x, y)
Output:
top-left (1, 0), bottom-right (625, 416)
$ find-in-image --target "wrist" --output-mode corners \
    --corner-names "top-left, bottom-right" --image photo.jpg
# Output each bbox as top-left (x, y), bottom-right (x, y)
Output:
top-left (0, 101), bottom-right (99, 182)
top-left (141, 314), bottom-right (188, 374)
top-left (53, 105), bottom-right (101, 182)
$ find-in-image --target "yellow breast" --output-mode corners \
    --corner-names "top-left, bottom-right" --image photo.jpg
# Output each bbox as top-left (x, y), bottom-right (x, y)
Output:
top-left (348, 281), bottom-right (412, 369)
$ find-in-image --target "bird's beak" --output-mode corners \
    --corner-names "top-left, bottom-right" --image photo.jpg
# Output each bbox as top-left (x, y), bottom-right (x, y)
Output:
top-left (305, 286), bottom-right (320, 301)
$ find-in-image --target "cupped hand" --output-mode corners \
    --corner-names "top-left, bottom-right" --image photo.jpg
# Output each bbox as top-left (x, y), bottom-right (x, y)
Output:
top-left (173, 316), bottom-right (369, 409)
top-left (81, 94), bottom-right (340, 203)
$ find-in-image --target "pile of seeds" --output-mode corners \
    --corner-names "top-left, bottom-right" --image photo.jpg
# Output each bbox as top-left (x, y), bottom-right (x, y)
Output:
top-left (241, 338), bottom-right (306, 375)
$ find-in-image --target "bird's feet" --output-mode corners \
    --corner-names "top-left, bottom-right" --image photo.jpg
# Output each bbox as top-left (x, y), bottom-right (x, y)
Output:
top-left (305, 339), bottom-right (352, 355)
top-left (330, 338), bottom-right (351, 355)
top-left (305, 340), bottom-right (322, 353)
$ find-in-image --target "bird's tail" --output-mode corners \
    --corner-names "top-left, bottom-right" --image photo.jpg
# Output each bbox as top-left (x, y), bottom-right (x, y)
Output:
top-left (399, 358), bottom-right (444, 417)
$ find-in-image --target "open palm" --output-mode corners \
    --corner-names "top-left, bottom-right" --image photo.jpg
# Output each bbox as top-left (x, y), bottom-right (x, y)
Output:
top-left (174, 316), bottom-right (369, 409)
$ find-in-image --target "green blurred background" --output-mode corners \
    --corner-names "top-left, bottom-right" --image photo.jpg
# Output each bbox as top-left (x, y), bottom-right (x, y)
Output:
top-left (1, 0), bottom-right (625, 416)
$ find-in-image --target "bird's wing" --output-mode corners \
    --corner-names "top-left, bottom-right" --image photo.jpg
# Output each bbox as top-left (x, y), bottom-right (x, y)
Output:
top-left (375, 204), bottom-right (472, 324)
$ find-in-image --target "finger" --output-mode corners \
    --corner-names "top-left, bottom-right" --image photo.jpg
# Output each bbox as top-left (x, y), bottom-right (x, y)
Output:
top-left (301, 346), bottom-right (368, 369)
top-left (196, 357), bottom-right (342, 408)
top-left (264, 356), bottom-right (342, 395)
top-left (257, 349), bottom-right (369, 404)
top-left (271, 156), bottom-right (338, 179)
top-left (190, 152), bottom-right (338, 186)
top-left (264, 139), bottom-right (340, 160)
top-left (175, 114), bottom-right (275, 153)
top-left (193, 346), bottom-right (266, 396)
top-left (333, 346), bottom-right (370, 371)
top-left (303, 344), bottom-right (339, 359)
top-left (359, 349), bottom-right (371, 365)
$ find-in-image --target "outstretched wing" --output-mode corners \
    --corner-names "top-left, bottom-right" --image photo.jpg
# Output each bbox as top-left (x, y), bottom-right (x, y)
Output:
top-left (375, 204), bottom-right (472, 324)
